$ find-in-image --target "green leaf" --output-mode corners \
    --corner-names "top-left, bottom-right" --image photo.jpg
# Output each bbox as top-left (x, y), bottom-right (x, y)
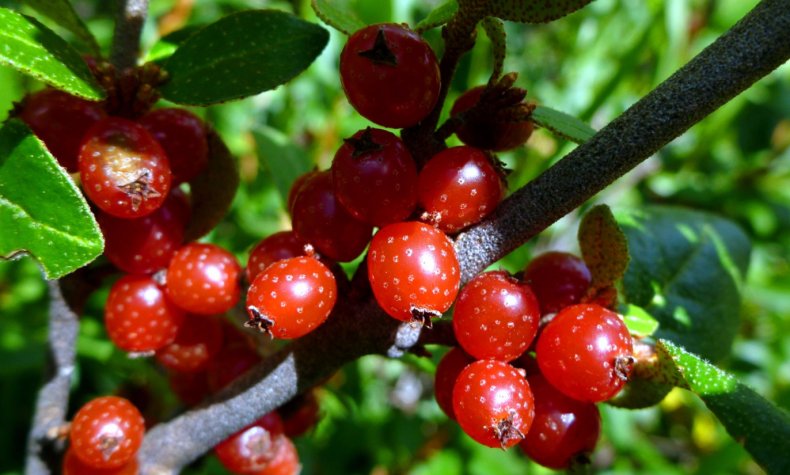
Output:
top-left (0, 7), bottom-right (104, 100)
top-left (0, 120), bottom-right (103, 279)
top-left (22, 0), bottom-right (100, 55)
top-left (617, 206), bottom-right (751, 361)
top-left (253, 126), bottom-right (313, 207)
top-left (531, 105), bottom-right (595, 144)
top-left (578, 204), bottom-right (629, 290)
top-left (160, 10), bottom-right (329, 105)
top-left (145, 25), bottom-right (203, 64)
top-left (311, 0), bottom-right (366, 35)
top-left (619, 303), bottom-right (659, 338)
top-left (478, 0), bottom-right (593, 24)
top-left (655, 340), bottom-right (790, 475)
top-left (415, 0), bottom-right (458, 33)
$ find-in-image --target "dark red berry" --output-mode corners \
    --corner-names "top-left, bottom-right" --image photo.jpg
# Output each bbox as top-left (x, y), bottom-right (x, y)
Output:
top-left (258, 436), bottom-right (301, 475)
top-left (520, 373), bottom-right (601, 470)
top-left (367, 221), bottom-right (460, 326)
top-left (453, 271), bottom-right (540, 362)
top-left (524, 251), bottom-right (592, 315)
top-left (246, 231), bottom-right (309, 283)
top-left (207, 343), bottom-right (262, 393)
top-left (69, 396), bottom-right (144, 469)
top-left (168, 369), bottom-right (211, 406)
top-left (63, 446), bottom-right (138, 475)
top-left (18, 88), bottom-right (106, 172)
top-left (79, 117), bottom-right (171, 218)
top-left (418, 146), bottom-right (504, 233)
top-left (281, 390), bottom-right (321, 438)
top-left (287, 170), bottom-right (319, 215)
top-left (245, 256), bottom-right (337, 339)
top-left (340, 23), bottom-right (440, 128)
top-left (536, 304), bottom-right (634, 402)
top-left (451, 86), bottom-right (534, 151)
top-left (452, 360), bottom-right (534, 449)
top-left (434, 347), bottom-right (473, 420)
top-left (331, 127), bottom-right (418, 227)
top-left (215, 412), bottom-right (285, 474)
top-left (165, 243), bottom-right (242, 315)
top-left (291, 170), bottom-right (372, 262)
top-left (139, 108), bottom-right (209, 184)
top-left (105, 274), bottom-right (184, 352)
top-left (155, 314), bottom-right (224, 372)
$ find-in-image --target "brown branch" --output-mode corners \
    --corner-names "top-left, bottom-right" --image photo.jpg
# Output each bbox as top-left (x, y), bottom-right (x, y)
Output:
top-left (111, 0), bottom-right (149, 70)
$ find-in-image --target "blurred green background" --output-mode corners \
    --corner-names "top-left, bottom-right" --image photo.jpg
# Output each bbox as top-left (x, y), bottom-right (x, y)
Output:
top-left (1, 0), bottom-right (788, 473)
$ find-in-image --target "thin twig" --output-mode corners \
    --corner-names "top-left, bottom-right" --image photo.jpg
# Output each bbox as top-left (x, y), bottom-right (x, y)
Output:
top-left (111, 0), bottom-right (149, 70)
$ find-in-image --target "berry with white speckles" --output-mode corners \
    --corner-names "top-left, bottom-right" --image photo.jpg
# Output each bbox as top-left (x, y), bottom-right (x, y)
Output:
top-left (63, 446), bottom-right (138, 475)
top-left (453, 271), bottom-right (540, 362)
top-left (246, 231), bottom-right (310, 283)
top-left (536, 304), bottom-right (634, 402)
top-left (451, 359), bottom-right (534, 448)
top-left (139, 108), bottom-right (209, 184)
top-left (165, 243), bottom-right (242, 315)
top-left (434, 347), bottom-right (474, 420)
top-left (155, 314), bottom-right (224, 372)
top-left (215, 412), bottom-right (286, 474)
top-left (523, 251), bottom-right (592, 315)
top-left (69, 396), bottom-right (144, 469)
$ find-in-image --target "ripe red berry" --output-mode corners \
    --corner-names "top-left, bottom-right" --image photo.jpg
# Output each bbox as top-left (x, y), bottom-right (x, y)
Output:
top-left (281, 389), bottom-right (321, 438)
top-left (215, 412), bottom-right (285, 474)
top-left (287, 169), bottom-right (319, 215)
top-left (69, 396), bottom-right (144, 469)
top-left (246, 231), bottom-right (309, 283)
top-left (520, 373), bottom-right (601, 470)
top-left (434, 347), bottom-right (473, 420)
top-left (453, 271), bottom-right (540, 362)
top-left (245, 256), bottom-right (337, 339)
top-left (207, 343), bottom-right (262, 393)
top-left (331, 127), bottom-right (418, 227)
top-left (450, 86), bottom-right (534, 151)
top-left (139, 108), bottom-right (209, 184)
top-left (63, 446), bottom-right (138, 475)
top-left (18, 89), bottom-right (106, 172)
top-left (367, 221), bottom-right (460, 326)
top-left (536, 304), bottom-right (634, 402)
top-left (340, 23), bottom-right (440, 128)
top-left (418, 146), bottom-right (504, 233)
top-left (452, 360), bottom-right (534, 449)
top-left (105, 275), bottom-right (184, 352)
top-left (79, 116), bottom-right (172, 218)
top-left (168, 369), bottom-right (211, 406)
top-left (523, 251), bottom-right (592, 315)
top-left (155, 314), bottom-right (224, 372)
top-left (291, 170), bottom-right (372, 262)
top-left (258, 436), bottom-right (301, 475)
top-left (165, 243), bottom-right (242, 315)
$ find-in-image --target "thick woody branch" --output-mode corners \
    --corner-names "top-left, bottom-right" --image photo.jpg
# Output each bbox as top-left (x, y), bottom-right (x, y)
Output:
top-left (111, 0), bottom-right (149, 70)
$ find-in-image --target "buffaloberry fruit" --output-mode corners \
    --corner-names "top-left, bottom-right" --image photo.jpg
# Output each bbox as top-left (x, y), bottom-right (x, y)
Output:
top-left (155, 314), bottom-right (224, 372)
top-left (258, 436), bottom-right (301, 475)
top-left (69, 396), bottom-right (144, 469)
top-left (215, 412), bottom-right (285, 475)
top-left (165, 243), bottom-right (242, 315)
top-left (246, 231), bottom-right (309, 283)
top-left (523, 251), bottom-right (592, 315)
top-left (207, 343), bottom-right (262, 393)
top-left (434, 347), bottom-right (473, 420)
top-left (63, 446), bottom-right (138, 475)
top-left (139, 108), bottom-right (209, 184)
top-left (168, 369), bottom-right (211, 406)
top-left (281, 389), bottom-right (321, 438)
top-left (287, 169), bottom-right (319, 215)
top-left (451, 86), bottom-right (534, 151)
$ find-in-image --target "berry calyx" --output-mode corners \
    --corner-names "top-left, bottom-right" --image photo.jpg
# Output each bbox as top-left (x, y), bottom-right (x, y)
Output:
top-left (523, 251), bottom-right (592, 315)
top-left (246, 231), bottom-right (310, 283)
top-left (69, 396), bottom-right (144, 469)
top-left (434, 347), bottom-right (474, 420)
top-left (165, 243), bottom-right (242, 315)
top-left (139, 108), bottom-right (209, 184)
top-left (451, 86), bottom-right (534, 151)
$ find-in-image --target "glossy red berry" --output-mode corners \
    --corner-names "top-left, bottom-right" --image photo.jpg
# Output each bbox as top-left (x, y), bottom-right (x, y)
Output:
top-left (450, 86), bottom-right (534, 151)
top-left (524, 251), bottom-right (592, 315)
top-left (291, 170), bottom-right (372, 262)
top-left (536, 304), bottom-right (634, 402)
top-left (258, 436), bottom-right (301, 475)
top-left (520, 373), bottom-right (601, 470)
top-left (155, 314), bottom-right (224, 372)
top-left (105, 275), bottom-right (184, 352)
top-left (367, 221), bottom-right (460, 326)
top-left (246, 231), bottom-right (309, 283)
top-left (207, 343), bottom-right (262, 392)
top-left (418, 146), bottom-right (504, 233)
top-left (331, 127), bottom-right (418, 227)
top-left (79, 117), bottom-right (172, 218)
top-left (18, 89), bottom-right (106, 172)
top-left (165, 243), bottom-right (242, 315)
top-left (340, 23), bottom-right (440, 128)
top-left (63, 447), bottom-right (138, 475)
top-left (452, 360), bottom-right (534, 449)
top-left (139, 108), bottom-right (209, 184)
top-left (453, 271), bottom-right (540, 362)
top-left (245, 256), bottom-right (337, 339)
top-left (69, 396), bottom-right (144, 469)
top-left (215, 412), bottom-right (285, 475)
top-left (287, 169), bottom-right (319, 215)
top-left (434, 347), bottom-right (473, 420)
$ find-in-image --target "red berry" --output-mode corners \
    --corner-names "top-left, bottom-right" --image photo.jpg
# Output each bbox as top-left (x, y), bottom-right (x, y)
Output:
top-left (165, 243), bottom-right (242, 315)
top-left (69, 396), bottom-right (144, 469)
top-left (139, 108), bottom-right (209, 184)
top-left (340, 23), bottom-right (440, 128)
top-left (281, 390), bottom-right (321, 438)
top-left (105, 275), bottom-right (184, 352)
top-left (367, 222), bottom-right (460, 326)
top-left (79, 117), bottom-right (172, 218)
top-left (245, 256), bottom-right (337, 339)
top-left (18, 88), bottom-right (106, 172)
top-left (523, 251), bottom-right (592, 315)
top-left (168, 369), bottom-right (211, 406)
top-left (434, 347), bottom-right (473, 420)
top-left (207, 343), bottom-right (262, 392)
top-left (287, 170), bottom-right (319, 215)
top-left (155, 314), bottom-right (224, 372)
top-left (331, 127), bottom-right (418, 227)
top-left (520, 373), bottom-right (601, 470)
top-left (453, 271), bottom-right (540, 362)
top-left (418, 146), bottom-right (504, 233)
top-left (536, 304), bottom-right (634, 402)
top-left (63, 447), bottom-right (138, 475)
top-left (246, 231), bottom-right (309, 283)
top-left (215, 412), bottom-right (285, 475)
top-left (257, 436), bottom-right (301, 475)
top-left (452, 360), bottom-right (534, 448)
top-left (450, 86), bottom-right (534, 151)
top-left (291, 170), bottom-right (372, 262)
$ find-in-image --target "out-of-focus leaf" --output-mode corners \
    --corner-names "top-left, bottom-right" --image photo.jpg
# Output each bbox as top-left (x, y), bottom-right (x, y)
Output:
top-left (620, 303), bottom-right (659, 338)
top-left (145, 25), bottom-right (203, 64)
top-left (253, 126), bottom-right (313, 207)
top-left (415, 0), bottom-right (458, 33)
top-left (531, 105), bottom-right (595, 143)
top-left (22, 0), bottom-right (100, 54)
top-left (0, 120), bottom-right (103, 278)
top-left (578, 204), bottom-right (629, 289)
top-left (311, 0), bottom-right (366, 35)
top-left (0, 7), bottom-right (104, 100)
top-left (478, 0), bottom-right (593, 24)
top-left (160, 10), bottom-right (329, 105)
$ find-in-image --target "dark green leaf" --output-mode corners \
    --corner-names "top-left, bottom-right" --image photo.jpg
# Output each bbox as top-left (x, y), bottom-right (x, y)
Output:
top-left (253, 126), bottom-right (313, 207)
top-left (0, 120), bottom-right (103, 279)
top-left (578, 204), bottom-right (629, 289)
top-left (617, 206), bottom-right (751, 361)
top-left (415, 0), bottom-right (458, 33)
top-left (145, 25), bottom-right (204, 64)
top-left (531, 105), bottom-right (595, 144)
top-left (160, 10), bottom-right (329, 105)
top-left (311, 0), bottom-right (366, 35)
top-left (0, 7), bottom-right (104, 100)
top-left (479, 0), bottom-right (593, 24)
top-left (22, 0), bottom-right (100, 55)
